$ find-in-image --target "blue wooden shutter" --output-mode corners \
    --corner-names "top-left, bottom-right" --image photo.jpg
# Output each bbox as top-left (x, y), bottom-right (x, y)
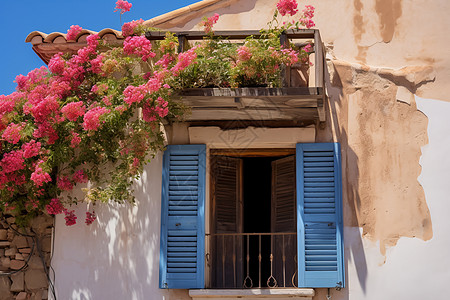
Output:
top-left (296, 143), bottom-right (344, 288)
top-left (160, 145), bottom-right (206, 289)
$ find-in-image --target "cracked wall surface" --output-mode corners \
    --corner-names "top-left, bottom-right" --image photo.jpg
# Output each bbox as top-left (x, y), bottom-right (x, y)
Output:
top-left (317, 60), bottom-right (434, 255)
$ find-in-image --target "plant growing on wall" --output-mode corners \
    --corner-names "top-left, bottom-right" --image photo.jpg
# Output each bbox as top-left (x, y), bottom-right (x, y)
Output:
top-left (0, 0), bottom-right (314, 226)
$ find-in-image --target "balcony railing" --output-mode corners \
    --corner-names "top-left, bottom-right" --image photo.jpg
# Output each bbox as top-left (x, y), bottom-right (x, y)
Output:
top-left (206, 232), bottom-right (297, 289)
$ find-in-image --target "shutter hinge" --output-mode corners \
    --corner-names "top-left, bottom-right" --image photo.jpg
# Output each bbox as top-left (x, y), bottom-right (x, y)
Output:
top-left (335, 281), bottom-right (342, 290)
top-left (163, 282), bottom-right (168, 289)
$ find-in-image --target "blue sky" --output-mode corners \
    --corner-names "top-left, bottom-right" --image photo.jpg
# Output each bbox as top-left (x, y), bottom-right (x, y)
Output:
top-left (0, 0), bottom-right (198, 95)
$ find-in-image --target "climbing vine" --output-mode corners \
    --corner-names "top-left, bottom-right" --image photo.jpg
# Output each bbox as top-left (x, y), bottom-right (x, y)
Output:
top-left (0, 0), bottom-right (314, 226)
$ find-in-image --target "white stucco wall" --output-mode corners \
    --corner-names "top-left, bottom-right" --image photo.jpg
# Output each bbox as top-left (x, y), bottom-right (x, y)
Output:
top-left (51, 96), bottom-right (450, 300)
top-left (49, 153), bottom-right (190, 300)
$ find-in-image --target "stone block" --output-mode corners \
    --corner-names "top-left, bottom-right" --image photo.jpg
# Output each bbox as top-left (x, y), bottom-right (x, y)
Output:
top-left (18, 248), bottom-right (31, 254)
top-left (0, 220), bottom-right (7, 228)
top-left (41, 237), bottom-right (51, 253)
top-left (30, 215), bottom-right (53, 235)
top-left (7, 230), bottom-right (14, 241)
top-left (15, 292), bottom-right (27, 300)
top-left (12, 236), bottom-right (28, 249)
top-left (1, 257), bottom-right (11, 268)
top-left (0, 241), bottom-right (11, 248)
top-left (25, 269), bottom-right (48, 290)
top-left (31, 291), bottom-right (42, 300)
top-left (15, 254), bottom-right (24, 260)
top-left (0, 276), bottom-right (12, 300)
top-left (10, 260), bottom-right (25, 270)
top-left (0, 249), bottom-right (4, 256)
top-left (11, 272), bottom-right (24, 292)
top-left (0, 229), bottom-right (7, 240)
top-left (27, 237), bottom-right (35, 248)
top-left (6, 217), bottom-right (15, 224)
top-left (5, 248), bottom-right (17, 256)
top-left (28, 256), bottom-right (44, 270)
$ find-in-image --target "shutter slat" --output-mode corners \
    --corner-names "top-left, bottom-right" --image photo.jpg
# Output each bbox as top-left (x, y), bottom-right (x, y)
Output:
top-left (304, 172), bottom-right (334, 177)
top-left (168, 257), bottom-right (197, 262)
top-left (170, 155), bottom-right (198, 160)
top-left (297, 143), bottom-right (344, 289)
top-left (160, 145), bottom-right (205, 289)
top-left (170, 165), bottom-right (199, 170)
top-left (169, 171), bottom-right (198, 176)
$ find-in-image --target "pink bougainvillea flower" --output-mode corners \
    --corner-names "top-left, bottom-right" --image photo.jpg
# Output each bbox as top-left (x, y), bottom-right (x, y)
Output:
top-left (83, 106), bottom-right (110, 131)
top-left (123, 36), bottom-right (155, 62)
top-left (171, 46), bottom-right (198, 75)
top-left (201, 13), bottom-right (219, 34)
top-left (46, 198), bottom-right (64, 215)
top-left (155, 54), bottom-right (174, 69)
top-left (30, 166), bottom-right (52, 187)
top-left (114, 0), bottom-right (132, 14)
top-left (22, 140), bottom-right (41, 158)
top-left (0, 95), bottom-right (17, 118)
top-left (48, 53), bottom-right (66, 75)
top-left (85, 211), bottom-right (96, 225)
top-left (123, 84), bottom-right (146, 105)
top-left (64, 209), bottom-right (77, 226)
top-left (73, 169), bottom-right (88, 183)
top-left (146, 78), bottom-right (161, 93)
top-left (86, 34), bottom-right (100, 49)
top-left (276, 0), bottom-right (298, 16)
top-left (61, 101), bottom-right (86, 122)
top-left (57, 176), bottom-right (74, 191)
top-left (1, 150), bottom-right (25, 173)
top-left (102, 95), bottom-right (112, 106)
top-left (89, 55), bottom-right (104, 74)
top-left (1, 123), bottom-right (24, 144)
top-left (121, 19), bottom-right (144, 37)
top-left (142, 97), bottom-right (169, 122)
top-left (237, 46), bottom-right (252, 62)
top-left (303, 44), bottom-right (313, 53)
top-left (70, 132), bottom-right (81, 148)
top-left (302, 5), bottom-right (315, 19)
top-left (66, 25), bottom-right (83, 41)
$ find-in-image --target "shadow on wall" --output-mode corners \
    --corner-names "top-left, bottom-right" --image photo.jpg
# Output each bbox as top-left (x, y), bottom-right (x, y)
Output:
top-left (51, 154), bottom-right (189, 300)
top-left (156, 0), bottom-right (258, 30)
top-left (315, 59), bottom-right (368, 298)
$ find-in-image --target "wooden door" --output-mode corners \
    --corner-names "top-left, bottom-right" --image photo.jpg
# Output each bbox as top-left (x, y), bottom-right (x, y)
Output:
top-left (271, 155), bottom-right (297, 287)
top-left (210, 156), bottom-right (243, 288)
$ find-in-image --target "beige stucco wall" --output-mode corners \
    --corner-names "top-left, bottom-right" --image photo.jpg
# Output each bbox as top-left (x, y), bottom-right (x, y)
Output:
top-left (50, 0), bottom-right (450, 299)
top-left (156, 0), bottom-right (445, 259)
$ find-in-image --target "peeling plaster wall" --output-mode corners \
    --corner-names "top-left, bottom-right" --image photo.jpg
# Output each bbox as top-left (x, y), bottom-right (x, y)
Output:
top-left (50, 0), bottom-right (450, 299)
top-left (318, 60), bottom-right (434, 255)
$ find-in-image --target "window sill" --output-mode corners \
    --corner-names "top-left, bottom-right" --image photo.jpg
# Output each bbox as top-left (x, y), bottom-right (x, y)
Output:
top-left (189, 289), bottom-right (315, 299)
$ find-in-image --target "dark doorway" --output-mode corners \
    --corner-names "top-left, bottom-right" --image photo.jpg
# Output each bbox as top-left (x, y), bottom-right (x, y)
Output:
top-left (210, 153), bottom-right (297, 288)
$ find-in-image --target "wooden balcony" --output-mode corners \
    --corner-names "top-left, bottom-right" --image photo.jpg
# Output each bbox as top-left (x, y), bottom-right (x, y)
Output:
top-left (146, 29), bottom-right (326, 124)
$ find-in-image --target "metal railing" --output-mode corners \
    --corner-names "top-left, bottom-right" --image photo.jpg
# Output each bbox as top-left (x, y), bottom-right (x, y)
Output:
top-left (206, 232), bottom-right (297, 289)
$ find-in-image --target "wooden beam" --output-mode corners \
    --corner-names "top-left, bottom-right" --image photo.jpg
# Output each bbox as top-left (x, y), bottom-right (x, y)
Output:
top-left (178, 97), bottom-right (319, 108)
top-left (145, 29), bottom-right (317, 41)
top-left (188, 107), bottom-right (318, 121)
top-left (210, 148), bottom-right (296, 157)
top-left (178, 87), bottom-right (323, 97)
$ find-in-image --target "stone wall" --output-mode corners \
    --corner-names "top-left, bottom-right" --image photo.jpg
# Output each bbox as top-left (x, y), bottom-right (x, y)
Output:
top-left (0, 214), bottom-right (53, 300)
